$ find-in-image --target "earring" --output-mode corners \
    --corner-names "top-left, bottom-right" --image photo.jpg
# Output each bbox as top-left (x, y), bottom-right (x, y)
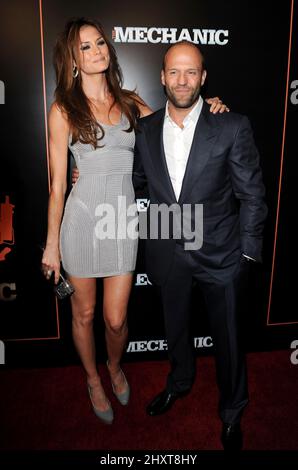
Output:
top-left (73, 64), bottom-right (78, 78)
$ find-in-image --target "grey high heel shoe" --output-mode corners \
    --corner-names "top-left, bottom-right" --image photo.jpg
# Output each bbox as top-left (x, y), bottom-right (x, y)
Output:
top-left (87, 384), bottom-right (114, 424)
top-left (107, 361), bottom-right (130, 406)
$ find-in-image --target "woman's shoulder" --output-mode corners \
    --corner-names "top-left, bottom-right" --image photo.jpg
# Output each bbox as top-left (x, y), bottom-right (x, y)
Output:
top-left (49, 101), bottom-right (66, 117)
top-left (49, 102), bottom-right (69, 129)
top-left (123, 90), bottom-right (153, 118)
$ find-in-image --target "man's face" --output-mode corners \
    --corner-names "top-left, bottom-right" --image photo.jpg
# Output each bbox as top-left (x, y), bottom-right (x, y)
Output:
top-left (161, 44), bottom-right (207, 109)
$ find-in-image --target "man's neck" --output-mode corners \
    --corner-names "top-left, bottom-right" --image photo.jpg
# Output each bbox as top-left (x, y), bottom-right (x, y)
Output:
top-left (167, 99), bottom-right (200, 129)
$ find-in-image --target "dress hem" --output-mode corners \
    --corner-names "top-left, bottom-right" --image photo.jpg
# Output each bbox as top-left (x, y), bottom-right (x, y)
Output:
top-left (64, 269), bottom-right (135, 279)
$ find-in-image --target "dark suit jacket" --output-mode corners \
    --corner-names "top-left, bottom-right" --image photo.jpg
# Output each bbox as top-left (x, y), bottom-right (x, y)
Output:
top-left (133, 102), bottom-right (267, 285)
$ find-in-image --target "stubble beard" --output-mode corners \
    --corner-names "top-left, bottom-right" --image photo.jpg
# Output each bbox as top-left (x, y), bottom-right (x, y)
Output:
top-left (166, 85), bottom-right (201, 109)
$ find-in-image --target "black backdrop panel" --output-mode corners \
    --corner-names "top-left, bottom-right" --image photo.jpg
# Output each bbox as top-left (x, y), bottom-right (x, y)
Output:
top-left (0, 0), bottom-right (58, 341)
top-left (0, 0), bottom-right (297, 365)
top-left (268, 1), bottom-right (298, 325)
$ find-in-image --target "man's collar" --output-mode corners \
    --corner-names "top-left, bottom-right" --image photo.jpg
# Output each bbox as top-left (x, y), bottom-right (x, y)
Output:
top-left (165, 96), bottom-right (203, 126)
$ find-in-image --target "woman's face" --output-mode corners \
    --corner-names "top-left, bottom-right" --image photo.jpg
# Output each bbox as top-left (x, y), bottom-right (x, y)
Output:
top-left (75, 25), bottom-right (110, 75)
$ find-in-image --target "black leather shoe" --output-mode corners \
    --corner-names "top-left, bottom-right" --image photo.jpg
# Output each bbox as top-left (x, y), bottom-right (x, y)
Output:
top-left (146, 389), bottom-right (188, 416)
top-left (221, 423), bottom-right (243, 451)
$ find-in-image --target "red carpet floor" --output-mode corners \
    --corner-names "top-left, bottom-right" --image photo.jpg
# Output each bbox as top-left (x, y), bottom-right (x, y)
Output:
top-left (0, 350), bottom-right (297, 452)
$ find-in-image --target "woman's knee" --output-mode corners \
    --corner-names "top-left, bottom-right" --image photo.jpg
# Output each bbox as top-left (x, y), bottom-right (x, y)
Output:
top-left (72, 304), bottom-right (95, 327)
top-left (104, 312), bottom-right (127, 335)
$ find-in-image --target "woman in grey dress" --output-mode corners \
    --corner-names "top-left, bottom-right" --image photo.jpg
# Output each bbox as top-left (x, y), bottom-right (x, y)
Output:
top-left (41, 18), bottom-right (152, 424)
top-left (42, 17), bottom-right (227, 424)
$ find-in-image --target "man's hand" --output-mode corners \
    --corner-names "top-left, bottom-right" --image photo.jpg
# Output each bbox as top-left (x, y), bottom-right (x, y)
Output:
top-left (72, 167), bottom-right (79, 185)
top-left (206, 97), bottom-right (230, 114)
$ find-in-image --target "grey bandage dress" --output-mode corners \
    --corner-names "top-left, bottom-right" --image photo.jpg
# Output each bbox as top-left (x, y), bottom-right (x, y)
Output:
top-left (60, 115), bottom-right (138, 277)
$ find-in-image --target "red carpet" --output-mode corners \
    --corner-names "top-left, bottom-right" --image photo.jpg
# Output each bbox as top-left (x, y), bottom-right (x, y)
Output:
top-left (0, 350), bottom-right (297, 451)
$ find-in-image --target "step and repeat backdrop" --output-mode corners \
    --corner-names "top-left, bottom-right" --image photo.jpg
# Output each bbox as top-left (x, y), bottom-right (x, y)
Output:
top-left (0, 0), bottom-right (297, 366)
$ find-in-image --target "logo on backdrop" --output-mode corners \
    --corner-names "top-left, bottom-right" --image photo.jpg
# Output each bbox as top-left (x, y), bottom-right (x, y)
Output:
top-left (0, 196), bottom-right (15, 262)
top-left (127, 336), bottom-right (213, 352)
top-left (135, 273), bottom-right (152, 286)
top-left (0, 283), bottom-right (17, 302)
top-left (0, 195), bottom-right (17, 301)
top-left (0, 80), bottom-right (4, 104)
top-left (136, 198), bottom-right (150, 212)
top-left (112, 27), bottom-right (229, 45)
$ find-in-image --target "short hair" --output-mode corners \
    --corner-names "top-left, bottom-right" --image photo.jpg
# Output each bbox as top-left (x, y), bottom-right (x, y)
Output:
top-left (162, 40), bottom-right (205, 71)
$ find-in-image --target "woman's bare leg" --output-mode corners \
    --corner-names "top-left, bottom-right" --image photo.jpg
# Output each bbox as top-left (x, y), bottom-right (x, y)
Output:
top-left (103, 273), bottom-right (133, 394)
top-left (68, 276), bottom-right (110, 411)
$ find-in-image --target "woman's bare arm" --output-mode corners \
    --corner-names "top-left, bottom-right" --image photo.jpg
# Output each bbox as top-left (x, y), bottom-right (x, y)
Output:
top-left (138, 101), bottom-right (153, 117)
top-left (42, 103), bottom-right (69, 284)
top-left (132, 93), bottom-right (153, 117)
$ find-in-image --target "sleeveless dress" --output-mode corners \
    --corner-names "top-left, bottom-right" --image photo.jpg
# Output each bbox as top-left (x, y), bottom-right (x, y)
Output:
top-left (59, 115), bottom-right (138, 277)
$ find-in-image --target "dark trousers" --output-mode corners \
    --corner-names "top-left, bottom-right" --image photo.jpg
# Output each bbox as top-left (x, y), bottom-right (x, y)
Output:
top-left (161, 243), bottom-right (249, 424)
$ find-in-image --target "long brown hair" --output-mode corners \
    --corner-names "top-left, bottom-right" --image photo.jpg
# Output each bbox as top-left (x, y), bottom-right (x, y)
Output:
top-left (53, 17), bottom-right (141, 148)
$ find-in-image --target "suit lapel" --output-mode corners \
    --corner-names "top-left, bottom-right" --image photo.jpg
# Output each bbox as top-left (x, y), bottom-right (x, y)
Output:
top-left (178, 102), bottom-right (219, 204)
top-left (144, 103), bottom-right (219, 204)
top-left (145, 108), bottom-right (177, 203)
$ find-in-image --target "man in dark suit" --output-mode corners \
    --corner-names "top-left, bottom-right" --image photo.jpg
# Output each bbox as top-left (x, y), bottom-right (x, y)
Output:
top-left (133, 41), bottom-right (267, 450)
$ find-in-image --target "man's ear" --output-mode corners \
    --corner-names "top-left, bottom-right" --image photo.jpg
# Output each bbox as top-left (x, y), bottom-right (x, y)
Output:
top-left (161, 70), bottom-right (165, 86)
top-left (201, 70), bottom-right (207, 86)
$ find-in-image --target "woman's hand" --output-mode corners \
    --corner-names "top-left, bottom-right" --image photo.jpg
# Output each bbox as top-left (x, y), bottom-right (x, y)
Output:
top-left (41, 246), bottom-right (61, 284)
top-left (72, 167), bottom-right (79, 185)
top-left (206, 97), bottom-right (230, 114)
